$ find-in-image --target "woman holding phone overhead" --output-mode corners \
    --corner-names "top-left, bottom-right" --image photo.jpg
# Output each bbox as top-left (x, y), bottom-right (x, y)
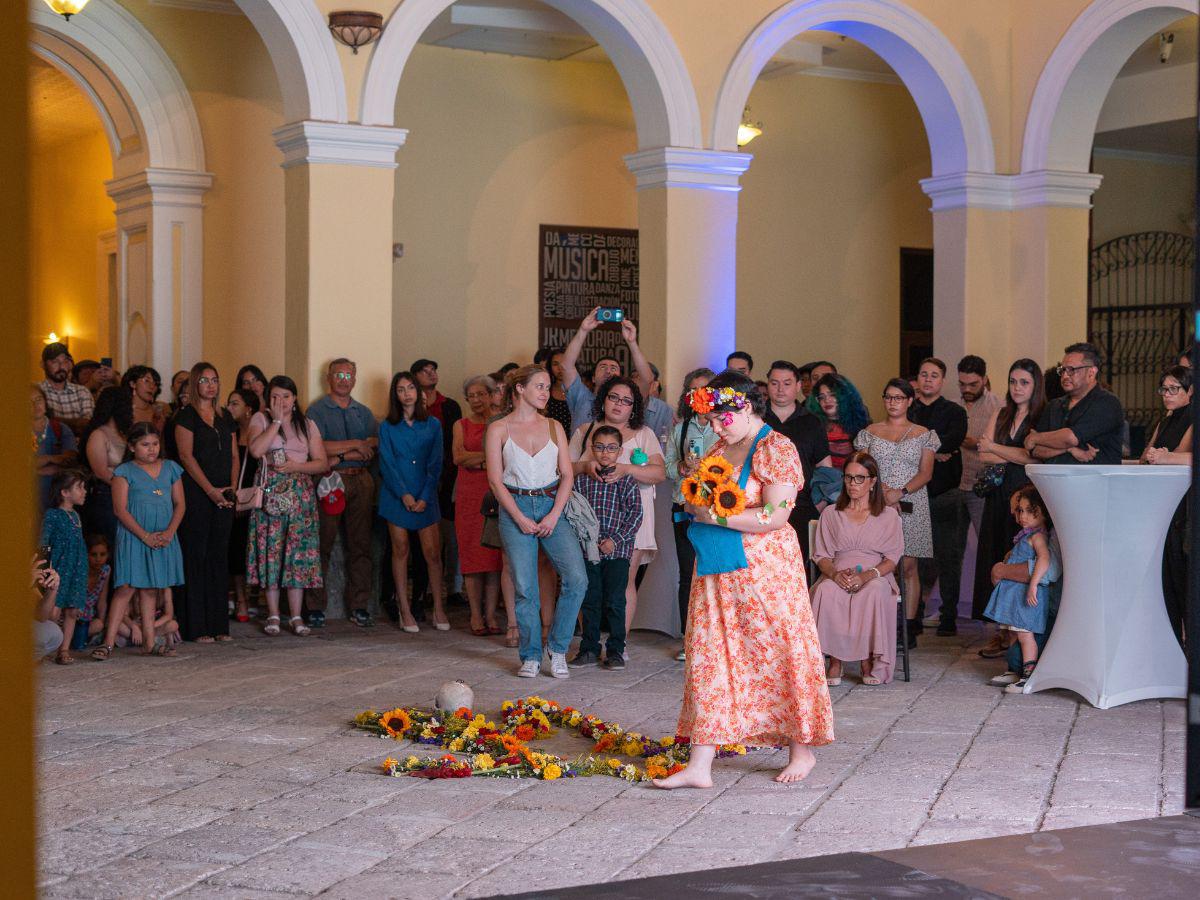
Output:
top-left (853, 378), bottom-right (938, 646)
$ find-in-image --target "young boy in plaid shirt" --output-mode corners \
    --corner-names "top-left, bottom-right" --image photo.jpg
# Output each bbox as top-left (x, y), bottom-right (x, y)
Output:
top-left (570, 425), bottom-right (643, 670)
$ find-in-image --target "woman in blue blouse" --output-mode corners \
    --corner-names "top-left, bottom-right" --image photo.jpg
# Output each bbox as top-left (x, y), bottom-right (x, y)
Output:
top-left (379, 371), bottom-right (447, 632)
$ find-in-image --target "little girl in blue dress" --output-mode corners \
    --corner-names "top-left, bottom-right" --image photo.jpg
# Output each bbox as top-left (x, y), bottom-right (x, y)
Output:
top-left (112, 422), bottom-right (185, 657)
top-left (983, 485), bottom-right (1054, 692)
top-left (40, 470), bottom-right (89, 664)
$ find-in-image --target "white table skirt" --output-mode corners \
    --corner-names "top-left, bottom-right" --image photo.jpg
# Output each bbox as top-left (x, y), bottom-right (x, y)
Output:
top-left (1024, 464), bottom-right (1188, 708)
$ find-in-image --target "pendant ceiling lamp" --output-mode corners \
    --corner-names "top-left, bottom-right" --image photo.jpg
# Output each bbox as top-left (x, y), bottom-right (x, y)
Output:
top-left (42, 0), bottom-right (90, 20)
top-left (737, 107), bottom-right (764, 147)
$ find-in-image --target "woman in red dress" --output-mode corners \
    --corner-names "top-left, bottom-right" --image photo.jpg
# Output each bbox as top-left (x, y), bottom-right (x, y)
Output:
top-left (654, 370), bottom-right (835, 789)
top-left (452, 376), bottom-right (504, 636)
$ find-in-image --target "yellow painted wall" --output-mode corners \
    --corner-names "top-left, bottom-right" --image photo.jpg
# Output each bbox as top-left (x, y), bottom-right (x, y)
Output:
top-left (736, 71), bottom-right (933, 407)
top-left (1092, 153), bottom-right (1197, 246)
top-left (391, 44), bottom-right (639, 390)
top-left (28, 92), bottom-right (113, 368)
top-left (117, 0), bottom-right (287, 386)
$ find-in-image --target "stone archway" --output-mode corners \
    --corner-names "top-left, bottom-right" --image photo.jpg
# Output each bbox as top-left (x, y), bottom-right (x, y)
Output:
top-left (358, 0), bottom-right (701, 149)
top-left (712, 0), bottom-right (995, 176)
top-left (30, 0), bottom-right (211, 375)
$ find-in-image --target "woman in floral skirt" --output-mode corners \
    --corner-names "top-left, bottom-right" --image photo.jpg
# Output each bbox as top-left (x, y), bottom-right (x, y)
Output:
top-left (654, 370), bottom-right (834, 789)
top-left (246, 375), bottom-right (327, 636)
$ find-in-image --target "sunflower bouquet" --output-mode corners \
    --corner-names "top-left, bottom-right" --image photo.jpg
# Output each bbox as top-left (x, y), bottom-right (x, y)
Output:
top-left (680, 455), bottom-right (747, 522)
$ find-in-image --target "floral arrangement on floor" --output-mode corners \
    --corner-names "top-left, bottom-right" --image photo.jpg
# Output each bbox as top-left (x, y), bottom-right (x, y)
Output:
top-left (354, 695), bottom-right (757, 782)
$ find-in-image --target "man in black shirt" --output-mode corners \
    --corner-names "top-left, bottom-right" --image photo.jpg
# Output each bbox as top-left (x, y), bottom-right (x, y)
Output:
top-left (763, 361), bottom-right (831, 559)
top-left (1026, 343), bottom-right (1125, 465)
top-left (909, 358), bottom-right (969, 635)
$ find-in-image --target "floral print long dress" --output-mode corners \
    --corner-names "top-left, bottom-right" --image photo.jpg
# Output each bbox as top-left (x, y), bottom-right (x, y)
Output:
top-left (678, 430), bottom-right (835, 747)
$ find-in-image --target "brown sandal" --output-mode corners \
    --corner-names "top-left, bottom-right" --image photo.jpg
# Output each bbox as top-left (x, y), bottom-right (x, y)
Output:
top-left (91, 644), bottom-right (113, 661)
top-left (505, 626), bottom-right (520, 649)
top-left (54, 651), bottom-right (74, 665)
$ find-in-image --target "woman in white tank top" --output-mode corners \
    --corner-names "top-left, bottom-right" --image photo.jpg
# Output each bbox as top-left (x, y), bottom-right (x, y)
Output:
top-left (485, 365), bottom-right (587, 679)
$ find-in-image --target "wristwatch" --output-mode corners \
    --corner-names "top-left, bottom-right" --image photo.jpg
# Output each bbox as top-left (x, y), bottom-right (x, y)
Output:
top-left (337, 452), bottom-right (345, 462)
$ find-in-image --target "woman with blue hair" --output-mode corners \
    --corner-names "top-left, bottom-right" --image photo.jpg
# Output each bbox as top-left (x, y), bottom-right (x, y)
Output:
top-left (804, 373), bottom-right (871, 508)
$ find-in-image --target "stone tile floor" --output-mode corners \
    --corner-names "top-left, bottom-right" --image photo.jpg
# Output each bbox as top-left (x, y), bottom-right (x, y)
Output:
top-left (36, 616), bottom-right (1186, 898)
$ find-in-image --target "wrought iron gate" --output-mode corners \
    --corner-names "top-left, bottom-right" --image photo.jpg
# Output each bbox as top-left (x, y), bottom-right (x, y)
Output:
top-left (1088, 230), bottom-right (1195, 429)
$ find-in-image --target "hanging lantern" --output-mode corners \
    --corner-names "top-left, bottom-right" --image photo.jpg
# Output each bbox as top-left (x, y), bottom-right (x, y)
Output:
top-left (42, 0), bottom-right (91, 21)
top-left (328, 11), bottom-right (384, 55)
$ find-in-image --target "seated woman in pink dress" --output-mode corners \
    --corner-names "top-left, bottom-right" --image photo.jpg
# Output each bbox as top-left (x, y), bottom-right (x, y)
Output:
top-left (810, 451), bottom-right (904, 685)
top-left (653, 370), bottom-right (834, 790)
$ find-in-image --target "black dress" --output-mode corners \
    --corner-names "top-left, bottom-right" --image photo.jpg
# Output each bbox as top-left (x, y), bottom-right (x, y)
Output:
top-left (173, 406), bottom-right (237, 639)
top-left (1148, 406), bottom-right (1191, 644)
top-left (972, 416), bottom-right (1031, 620)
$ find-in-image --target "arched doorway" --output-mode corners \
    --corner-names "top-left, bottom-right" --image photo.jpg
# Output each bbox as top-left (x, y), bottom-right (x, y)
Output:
top-left (712, 0), bottom-right (994, 392)
top-left (29, 1), bottom-right (210, 376)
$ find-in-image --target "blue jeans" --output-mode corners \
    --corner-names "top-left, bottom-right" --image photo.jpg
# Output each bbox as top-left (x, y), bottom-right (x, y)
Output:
top-left (498, 492), bottom-right (587, 661)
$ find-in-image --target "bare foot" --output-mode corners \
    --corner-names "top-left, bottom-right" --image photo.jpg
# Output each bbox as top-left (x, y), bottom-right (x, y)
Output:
top-left (651, 765), bottom-right (713, 790)
top-left (774, 746), bottom-right (816, 784)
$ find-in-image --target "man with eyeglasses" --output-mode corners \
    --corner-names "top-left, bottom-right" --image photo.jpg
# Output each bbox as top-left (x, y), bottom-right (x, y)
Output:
top-left (560, 308), bottom-right (664, 434)
top-left (908, 358), bottom-right (969, 636)
top-left (1025, 342), bottom-right (1125, 465)
top-left (305, 358), bottom-right (379, 628)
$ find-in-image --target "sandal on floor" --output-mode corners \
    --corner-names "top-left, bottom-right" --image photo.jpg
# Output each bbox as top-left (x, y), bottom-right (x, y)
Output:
top-left (214, 634), bottom-right (233, 642)
top-left (91, 644), bottom-right (114, 661)
top-left (54, 651), bottom-right (74, 665)
top-left (470, 625), bottom-right (489, 637)
top-left (195, 636), bottom-right (215, 644)
top-left (485, 624), bottom-right (503, 636)
top-left (146, 638), bottom-right (176, 657)
top-left (505, 626), bottom-right (520, 649)
top-left (289, 616), bottom-right (311, 636)
top-left (264, 616), bottom-right (281, 636)
top-left (861, 674), bottom-right (882, 686)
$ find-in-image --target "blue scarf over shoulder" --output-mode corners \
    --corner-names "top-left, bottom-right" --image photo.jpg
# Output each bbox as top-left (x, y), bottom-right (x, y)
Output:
top-left (682, 424), bottom-right (770, 577)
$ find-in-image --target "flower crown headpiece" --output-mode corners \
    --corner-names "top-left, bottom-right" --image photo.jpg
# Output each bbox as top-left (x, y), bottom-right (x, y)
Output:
top-left (687, 386), bottom-right (749, 415)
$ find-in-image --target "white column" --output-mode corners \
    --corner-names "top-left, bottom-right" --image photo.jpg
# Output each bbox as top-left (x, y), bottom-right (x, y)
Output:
top-left (273, 121), bottom-right (408, 408)
top-left (624, 148), bottom-right (752, 389)
top-left (105, 168), bottom-right (213, 375)
top-left (919, 170), bottom-right (1101, 374)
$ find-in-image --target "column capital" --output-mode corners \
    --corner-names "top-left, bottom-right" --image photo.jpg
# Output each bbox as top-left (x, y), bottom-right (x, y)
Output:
top-left (272, 121), bottom-right (409, 170)
top-left (105, 168), bottom-right (214, 211)
top-left (920, 170), bottom-right (1103, 212)
top-left (623, 147), bottom-right (752, 193)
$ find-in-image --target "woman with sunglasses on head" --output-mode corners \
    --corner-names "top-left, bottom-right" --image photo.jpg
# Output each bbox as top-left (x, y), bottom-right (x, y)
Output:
top-left (853, 378), bottom-right (938, 645)
top-left (568, 376), bottom-right (666, 649)
top-left (1140, 365), bottom-right (1193, 644)
top-left (810, 451), bottom-right (904, 685)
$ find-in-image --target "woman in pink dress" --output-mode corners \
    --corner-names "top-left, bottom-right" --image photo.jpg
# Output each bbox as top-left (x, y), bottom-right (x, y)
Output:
top-left (810, 451), bottom-right (904, 685)
top-left (452, 375), bottom-right (504, 637)
top-left (654, 371), bottom-right (835, 790)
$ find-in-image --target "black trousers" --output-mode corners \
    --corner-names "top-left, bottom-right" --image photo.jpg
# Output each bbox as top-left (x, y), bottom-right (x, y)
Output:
top-left (178, 484), bottom-right (234, 640)
top-left (922, 489), bottom-right (969, 622)
top-left (580, 558), bottom-right (630, 657)
top-left (1163, 505), bottom-right (1188, 646)
top-left (672, 504), bottom-right (696, 629)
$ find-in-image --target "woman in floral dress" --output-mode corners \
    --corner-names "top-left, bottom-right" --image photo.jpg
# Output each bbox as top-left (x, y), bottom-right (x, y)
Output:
top-left (654, 371), bottom-right (834, 790)
top-left (246, 375), bottom-right (327, 636)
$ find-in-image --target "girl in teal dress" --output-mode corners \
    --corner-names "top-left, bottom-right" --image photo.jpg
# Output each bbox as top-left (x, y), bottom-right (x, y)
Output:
top-left (111, 422), bottom-right (185, 657)
top-left (39, 470), bottom-right (89, 664)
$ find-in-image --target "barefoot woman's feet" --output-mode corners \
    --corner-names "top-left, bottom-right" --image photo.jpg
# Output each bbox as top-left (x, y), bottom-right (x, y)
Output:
top-left (775, 744), bottom-right (816, 784)
top-left (652, 765), bottom-right (714, 790)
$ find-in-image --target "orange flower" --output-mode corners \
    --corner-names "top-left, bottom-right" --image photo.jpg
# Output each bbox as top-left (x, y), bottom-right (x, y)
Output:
top-left (379, 708), bottom-right (413, 739)
top-left (698, 455), bottom-right (733, 481)
top-left (667, 763), bottom-right (685, 775)
top-left (514, 724), bottom-right (535, 741)
top-left (712, 481), bottom-right (746, 518)
top-left (688, 388), bottom-right (714, 415)
top-left (681, 476), bottom-right (706, 506)
top-left (453, 707), bottom-right (472, 719)
top-left (500, 735), bottom-right (522, 752)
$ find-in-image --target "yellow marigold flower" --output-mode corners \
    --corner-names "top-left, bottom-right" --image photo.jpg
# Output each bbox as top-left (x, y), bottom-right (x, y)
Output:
top-left (405, 755), bottom-right (420, 768)
top-left (607, 758), bottom-right (621, 769)
top-left (501, 701), bottom-right (514, 711)
top-left (449, 738), bottom-right (465, 752)
top-left (475, 754), bottom-right (495, 771)
top-left (382, 757), bottom-right (398, 772)
top-left (542, 764), bottom-right (562, 781)
top-left (621, 740), bottom-right (643, 757)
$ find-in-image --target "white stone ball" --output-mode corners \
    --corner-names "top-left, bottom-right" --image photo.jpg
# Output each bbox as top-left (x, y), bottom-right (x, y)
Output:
top-left (434, 680), bottom-right (475, 715)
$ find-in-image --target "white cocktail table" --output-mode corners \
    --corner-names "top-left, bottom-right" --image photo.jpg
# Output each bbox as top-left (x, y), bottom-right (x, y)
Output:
top-left (1024, 464), bottom-right (1188, 708)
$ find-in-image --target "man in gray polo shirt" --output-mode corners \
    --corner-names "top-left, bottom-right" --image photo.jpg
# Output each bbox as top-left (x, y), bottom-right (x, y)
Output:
top-left (305, 358), bottom-right (379, 628)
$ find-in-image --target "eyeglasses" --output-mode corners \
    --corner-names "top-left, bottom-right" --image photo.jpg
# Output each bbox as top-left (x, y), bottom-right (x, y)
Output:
top-left (606, 395), bottom-right (635, 407)
top-left (1056, 364), bottom-right (1095, 378)
top-left (196, 376), bottom-right (218, 386)
top-left (842, 473), bottom-right (870, 485)
top-left (332, 372), bottom-right (354, 382)
top-left (882, 394), bottom-right (908, 403)
top-left (592, 443), bottom-right (621, 453)
top-left (1158, 384), bottom-right (1186, 396)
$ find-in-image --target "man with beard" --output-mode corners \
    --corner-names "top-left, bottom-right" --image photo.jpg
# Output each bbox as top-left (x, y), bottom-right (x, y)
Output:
top-left (39, 343), bottom-right (93, 436)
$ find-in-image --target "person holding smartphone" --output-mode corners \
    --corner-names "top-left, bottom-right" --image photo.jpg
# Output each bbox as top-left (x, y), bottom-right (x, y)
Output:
top-left (173, 362), bottom-right (239, 643)
top-left (853, 378), bottom-right (938, 647)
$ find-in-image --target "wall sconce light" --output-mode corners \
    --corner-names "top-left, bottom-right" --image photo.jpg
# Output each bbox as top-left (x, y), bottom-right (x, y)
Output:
top-left (42, 0), bottom-right (90, 21)
top-left (328, 11), bottom-right (384, 55)
top-left (44, 332), bottom-right (69, 348)
top-left (737, 107), bottom-right (764, 147)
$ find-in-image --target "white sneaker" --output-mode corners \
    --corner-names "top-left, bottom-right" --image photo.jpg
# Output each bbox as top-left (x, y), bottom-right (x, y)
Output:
top-left (549, 652), bottom-right (569, 679)
top-left (674, 647), bottom-right (686, 662)
top-left (517, 659), bottom-right (541, 678)
top-left (989, 671), bottom-right (1019, 686)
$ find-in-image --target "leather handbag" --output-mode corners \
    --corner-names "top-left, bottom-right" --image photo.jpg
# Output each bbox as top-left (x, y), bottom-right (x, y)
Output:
top-left (235, 447), bottom-right (262, 513)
